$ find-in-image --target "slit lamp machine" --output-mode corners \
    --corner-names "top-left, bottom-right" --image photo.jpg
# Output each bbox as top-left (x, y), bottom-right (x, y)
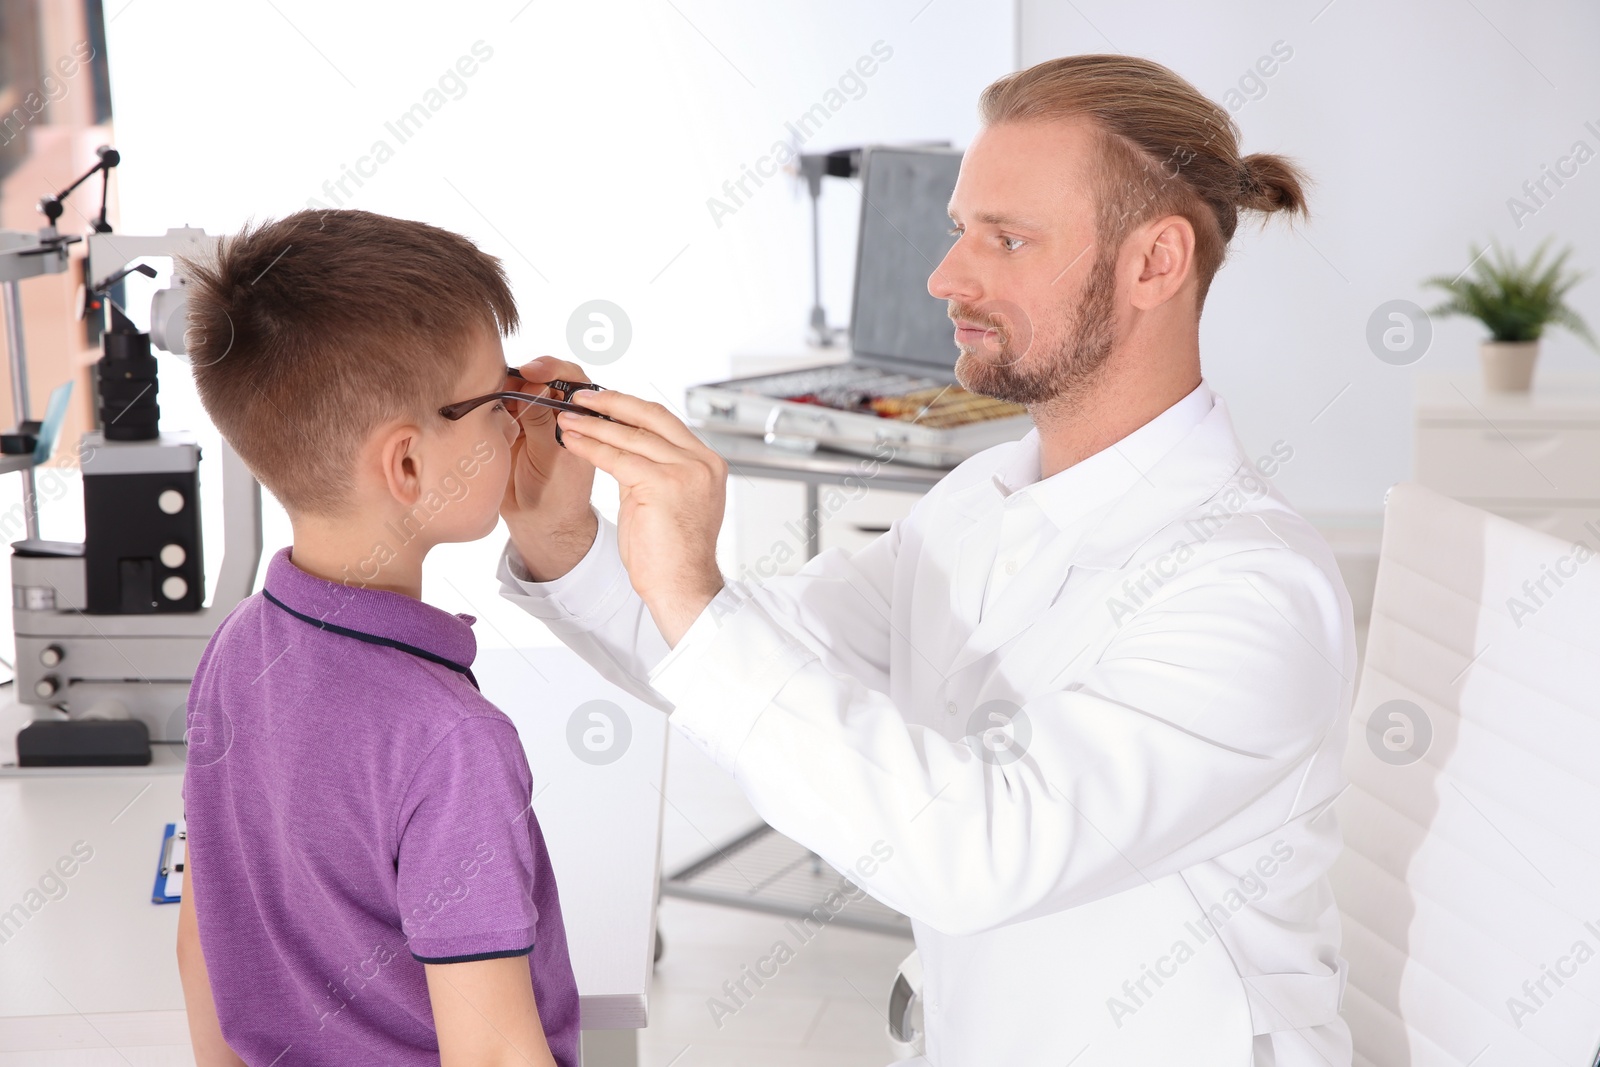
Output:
top-left (0, 148), bottom-right (260, 767)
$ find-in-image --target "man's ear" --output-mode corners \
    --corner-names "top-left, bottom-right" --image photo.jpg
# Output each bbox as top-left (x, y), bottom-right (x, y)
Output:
top-left (1128, 213), bottom-right (1196, 311)
top-left (376, 423), bottom-right (425, 507)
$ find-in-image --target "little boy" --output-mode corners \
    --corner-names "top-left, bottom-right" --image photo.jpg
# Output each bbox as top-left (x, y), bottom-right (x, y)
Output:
top-left (174, 209), bottom-right (579, 1066)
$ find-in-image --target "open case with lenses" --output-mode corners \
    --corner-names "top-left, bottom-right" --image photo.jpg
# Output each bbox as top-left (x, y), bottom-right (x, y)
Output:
top-left (684, 145), bottom-right (1035, 470)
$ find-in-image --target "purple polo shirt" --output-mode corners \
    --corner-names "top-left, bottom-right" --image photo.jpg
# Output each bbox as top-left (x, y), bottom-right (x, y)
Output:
top-left (182, 546), bottom-right (579, 1067)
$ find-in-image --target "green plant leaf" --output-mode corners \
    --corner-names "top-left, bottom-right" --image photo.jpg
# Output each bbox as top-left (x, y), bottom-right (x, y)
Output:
top-left (1423, 238), bottom-right (1595, 349)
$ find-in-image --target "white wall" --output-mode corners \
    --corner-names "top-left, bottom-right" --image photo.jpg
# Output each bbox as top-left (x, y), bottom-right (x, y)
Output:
top-left (1020, 0), bottom-right (1600, 516)
top-left (93, 0), bottom-right (1015, 644)
top-left (82, 0), bottom-right (1585, 638)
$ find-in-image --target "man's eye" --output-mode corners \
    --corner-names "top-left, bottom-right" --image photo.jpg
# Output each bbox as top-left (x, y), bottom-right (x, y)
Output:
top-left (1001, 236), bottom-right (1024, 252)
top-left (946, 225), bottom-right (963, 237)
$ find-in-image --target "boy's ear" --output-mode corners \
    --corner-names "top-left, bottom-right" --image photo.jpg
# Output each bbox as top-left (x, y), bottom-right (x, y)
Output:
top-left (377, 423), bottom-right (426, 507)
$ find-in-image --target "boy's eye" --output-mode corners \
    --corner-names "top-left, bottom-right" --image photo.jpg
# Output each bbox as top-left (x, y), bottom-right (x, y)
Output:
top-left (491, 401), bottom-right (508, 415)
top-left (946, 225), bottom-right (963, 237)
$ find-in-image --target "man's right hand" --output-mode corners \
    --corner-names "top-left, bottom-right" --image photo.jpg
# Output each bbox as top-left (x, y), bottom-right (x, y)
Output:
top-left (500, 356), bottom-right (599, 582)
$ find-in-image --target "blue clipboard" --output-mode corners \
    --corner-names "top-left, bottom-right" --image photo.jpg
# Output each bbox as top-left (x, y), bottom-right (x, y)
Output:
top-left (153, 821), bottom-right (185, 904)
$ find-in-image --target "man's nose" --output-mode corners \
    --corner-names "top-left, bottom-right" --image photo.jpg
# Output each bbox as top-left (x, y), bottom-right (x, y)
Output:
top-left (928, 243), bottom-right (979, 304)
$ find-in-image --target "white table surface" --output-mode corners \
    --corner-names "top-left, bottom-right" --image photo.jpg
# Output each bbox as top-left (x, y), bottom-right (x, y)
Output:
top-left (0, 645), bottom-right (667, 1033)
top-left (1415, 371), bottom-right (1600, 421)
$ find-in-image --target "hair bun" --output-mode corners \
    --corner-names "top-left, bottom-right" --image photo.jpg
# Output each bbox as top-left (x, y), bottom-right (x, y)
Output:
top-left (1239, 152), bottom-right (1310, 217)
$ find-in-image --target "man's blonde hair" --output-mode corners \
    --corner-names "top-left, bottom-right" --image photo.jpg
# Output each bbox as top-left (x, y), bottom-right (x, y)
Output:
top-left (979, 54), bottom-right (1309, 308)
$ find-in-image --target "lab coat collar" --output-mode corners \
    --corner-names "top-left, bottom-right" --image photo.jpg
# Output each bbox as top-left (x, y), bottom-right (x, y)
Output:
top-left (944, 380), bottom-right (1228, 555)
top-left (997, 380), bottom-right (1215, 531)
top-left (1064, 387), bottom-right (1252, 571)
top-left (940, 382), bottom-right (1240, 673)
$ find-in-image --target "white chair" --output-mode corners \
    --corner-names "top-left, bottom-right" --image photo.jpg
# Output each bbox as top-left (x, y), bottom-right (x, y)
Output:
top-left (1332, 483), bottom-right (1600, 1066)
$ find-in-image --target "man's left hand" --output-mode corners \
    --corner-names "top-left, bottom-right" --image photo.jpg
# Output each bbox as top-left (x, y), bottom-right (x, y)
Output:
top-left (555, 389), bottom-right (727, 646)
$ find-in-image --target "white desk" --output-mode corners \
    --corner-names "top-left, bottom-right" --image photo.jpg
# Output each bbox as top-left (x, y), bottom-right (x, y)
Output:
top-left (0, 646), bottom-right (666, 1067)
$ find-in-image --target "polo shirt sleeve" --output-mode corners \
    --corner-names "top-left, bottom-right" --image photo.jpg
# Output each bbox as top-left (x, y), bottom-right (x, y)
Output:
top-left (394, 714), bottom-right (544, 963)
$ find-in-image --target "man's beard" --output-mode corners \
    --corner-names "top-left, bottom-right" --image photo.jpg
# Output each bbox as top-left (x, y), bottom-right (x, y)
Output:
top-left (950, 251), bottom-right (1118, 407)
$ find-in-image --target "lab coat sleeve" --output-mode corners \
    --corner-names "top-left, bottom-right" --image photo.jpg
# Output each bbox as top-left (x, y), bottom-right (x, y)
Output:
top-left (648, 542), bottom-right (1351, 938)
top-left (494, 503), bottom-right (899, 711)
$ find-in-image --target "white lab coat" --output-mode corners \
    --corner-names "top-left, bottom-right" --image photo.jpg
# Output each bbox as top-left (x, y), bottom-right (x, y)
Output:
top-left (497, 383), bottom-right (1355, 1067)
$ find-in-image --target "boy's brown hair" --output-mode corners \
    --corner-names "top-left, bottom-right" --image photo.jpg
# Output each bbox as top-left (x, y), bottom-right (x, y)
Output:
top-left (179, 209), bottom-right (519, 516)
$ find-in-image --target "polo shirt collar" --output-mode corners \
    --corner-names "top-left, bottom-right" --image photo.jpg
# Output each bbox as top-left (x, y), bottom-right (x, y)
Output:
top-left (261, 547), bottom-right (479, 684)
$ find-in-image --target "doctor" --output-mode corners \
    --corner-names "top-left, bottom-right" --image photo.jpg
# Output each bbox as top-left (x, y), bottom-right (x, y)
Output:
top-left (496, 54), bottom-right (1354, 1067)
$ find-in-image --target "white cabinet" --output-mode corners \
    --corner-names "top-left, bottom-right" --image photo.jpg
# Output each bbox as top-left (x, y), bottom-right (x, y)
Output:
top-left (1414, 373), bottom-right (1600, 545)
top-left (816, 485), bottom-right (921, 556)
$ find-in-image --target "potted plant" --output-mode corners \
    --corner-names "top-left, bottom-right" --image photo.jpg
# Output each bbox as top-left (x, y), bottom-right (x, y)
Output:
top-left (1424, 238), bottom-right (1598, 391)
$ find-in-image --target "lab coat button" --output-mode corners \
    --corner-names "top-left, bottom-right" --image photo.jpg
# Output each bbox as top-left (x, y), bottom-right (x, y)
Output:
top-left (946, 701), bottom-right (957, 715)
top-left (1005, 559), bottom-right (1018, 575)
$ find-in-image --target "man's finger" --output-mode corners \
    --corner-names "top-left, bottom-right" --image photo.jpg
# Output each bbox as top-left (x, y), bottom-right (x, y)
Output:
top-left (557, 428), bottom-right (657, 487)
top-left (567, 389), bottom-right (705, 453)
top-left (556, 410), bottom-right (688, 467)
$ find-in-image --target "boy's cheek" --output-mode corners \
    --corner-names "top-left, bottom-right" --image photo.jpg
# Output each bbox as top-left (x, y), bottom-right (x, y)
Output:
top-left (483, 445), bottom-right (513, 495)
top-left (472, 456), bottom-right (512, 534)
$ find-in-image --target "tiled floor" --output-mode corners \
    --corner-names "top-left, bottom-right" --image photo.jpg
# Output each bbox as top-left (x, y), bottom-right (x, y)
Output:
top-left (642, 897), bottom-right (911, 1066)
top-left (644, 721), bottom-right (914, 1067)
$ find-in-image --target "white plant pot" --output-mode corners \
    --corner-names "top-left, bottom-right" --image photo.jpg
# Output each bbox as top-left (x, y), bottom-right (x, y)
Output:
top-left (1480, 339), bottom-right (1540, 392)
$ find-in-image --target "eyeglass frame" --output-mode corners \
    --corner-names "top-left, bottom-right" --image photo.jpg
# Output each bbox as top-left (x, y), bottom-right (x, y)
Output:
top-left (438, 365), bottom-right (614, 445)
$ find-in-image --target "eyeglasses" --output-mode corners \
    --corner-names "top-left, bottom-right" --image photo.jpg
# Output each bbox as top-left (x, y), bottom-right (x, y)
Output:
top-left (439, 365), bottom-right (615, 445)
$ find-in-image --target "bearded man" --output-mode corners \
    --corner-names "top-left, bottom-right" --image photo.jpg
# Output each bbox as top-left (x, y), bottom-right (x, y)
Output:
top-left (496, 54), bottom-right (1354, 1067)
